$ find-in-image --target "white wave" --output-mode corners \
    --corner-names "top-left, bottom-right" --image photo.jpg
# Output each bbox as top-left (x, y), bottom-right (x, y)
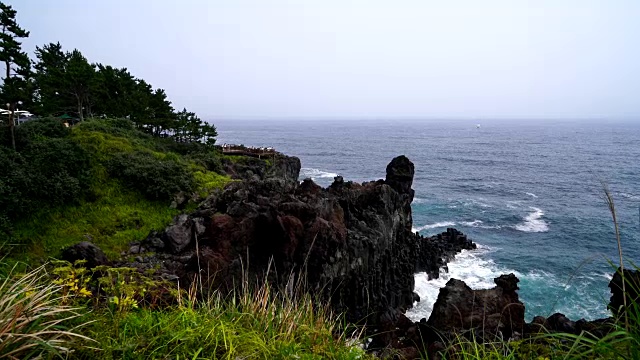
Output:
top-left (407, 247), bottom-right (610, 322)
top-left (463, 198), bottom-right (492, 208)
top-left (595, 272), bottom-right (613, 281)
top-left (407, 246), bottom-right (502, 321)
top-left (506, 200), bottom-right (523, 209)
top-left (413, 197), bottom-right (427, 204)
top-left (460, 220), bottom-right (483, 227)
top-left (300, 168), bottom-right (338, 180)
top-left (525, 192), bottom-right (538, 198)
top-left (619, 192), bottom-right (640, 200)
top-left (514, 207), bottom-right (549, 233)
top-left (412, 221), bottom-right (456, 233)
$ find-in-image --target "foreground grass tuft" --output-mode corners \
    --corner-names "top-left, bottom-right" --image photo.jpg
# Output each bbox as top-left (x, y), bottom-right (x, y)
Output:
top-left (0, 265), bottom-right (93, 359)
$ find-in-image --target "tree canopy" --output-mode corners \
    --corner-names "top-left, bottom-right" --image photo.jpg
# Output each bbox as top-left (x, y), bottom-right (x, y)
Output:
top-left (0, 1), bottom-right (216, 147)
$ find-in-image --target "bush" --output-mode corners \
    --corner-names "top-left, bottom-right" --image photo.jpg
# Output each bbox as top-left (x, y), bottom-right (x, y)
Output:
top-left (186, 150), bottom-right (223, 173)
top-left (22, 138), bottom-right (91, 206)
top-left (77, 118), bottom-right (139, 137)
top-left (14, 117), bottom-right (69, 150)
top-left (0, 138), bottom-right (90, 221)
top-left (106, 151), bottom-right (195, 200)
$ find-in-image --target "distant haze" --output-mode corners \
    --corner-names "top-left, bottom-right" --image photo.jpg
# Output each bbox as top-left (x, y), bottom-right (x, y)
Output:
top-left (15, 0), bottom-right (640, 120)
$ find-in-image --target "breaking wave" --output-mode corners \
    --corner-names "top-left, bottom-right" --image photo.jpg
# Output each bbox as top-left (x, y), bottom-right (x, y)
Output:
top-left (300, 168), bottom-right (338, 180)
top-left (514, 207), bottom-right (549, 233)
top-left (412, 221), bottom-right (456, 233)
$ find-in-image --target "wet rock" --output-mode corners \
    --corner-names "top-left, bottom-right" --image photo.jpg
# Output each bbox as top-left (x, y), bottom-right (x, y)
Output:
top-left (415, 228), bottom-right (476, 280)
top-left (222, 153), bottom-right (301, 183)
top-left (546, 313), bottom-right (576, 333)
top-left (609, 267), bottom-right (640, 319)
top-left (385, 155), bottom-right (415, 197)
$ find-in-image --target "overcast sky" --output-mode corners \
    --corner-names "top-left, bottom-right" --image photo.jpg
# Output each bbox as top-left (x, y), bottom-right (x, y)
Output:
top-left (13, 0), bottom-right (640, 120)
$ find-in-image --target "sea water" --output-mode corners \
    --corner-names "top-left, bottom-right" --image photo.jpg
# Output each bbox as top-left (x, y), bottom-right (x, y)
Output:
top-left (216, 119), bottom-right (640, 321)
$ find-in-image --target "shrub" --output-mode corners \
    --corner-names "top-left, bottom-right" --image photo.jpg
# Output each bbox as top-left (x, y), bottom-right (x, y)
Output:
top-left (186, 150), bottom-right (223, 173)
top-left (77, 118), bottom-right (140, 137)
top-left (106, 151), bottom-right (195, 200)
top-left (0, 137), bottom-right (90, 224)
top-left (14, 117), bottom-right (69, 150)
top-left (21, 138), bottom-right (91, 206)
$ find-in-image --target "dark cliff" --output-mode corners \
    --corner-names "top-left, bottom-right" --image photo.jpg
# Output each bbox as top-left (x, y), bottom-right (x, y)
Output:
top-left (69, 154), bottom-right (475, 327)
top-left (149, 155), bottom-right (422, 322)
top-left (222, 152), bottom-right (301, 183)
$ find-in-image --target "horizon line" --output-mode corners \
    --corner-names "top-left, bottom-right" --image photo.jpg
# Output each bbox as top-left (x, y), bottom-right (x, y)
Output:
top-left (204, 116), bottom-right (638, 122)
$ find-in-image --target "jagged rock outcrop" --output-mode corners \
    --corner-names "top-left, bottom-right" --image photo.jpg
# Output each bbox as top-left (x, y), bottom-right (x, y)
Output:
top-left (609, 267), bottom-right (640, 319)
top-left (415, 228), bottom-right (476, 279)
top-left (426, 273), bottom-right (525, 341)
top-left (127, 155), bottom-right (475, 325)
top-left (222, 153), bottom-right (301, 182)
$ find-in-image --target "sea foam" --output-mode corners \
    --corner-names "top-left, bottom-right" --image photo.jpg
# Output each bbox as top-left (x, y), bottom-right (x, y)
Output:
top-left (407, 246), bottom-right (500, 321)
top-left (514, 207), bottom-right (549, 233)
top-left (300, 168), bottom-right (339, 180)
top-left (412, 221), bottom-right (456, 233)
top-left (407, 245), bottom-right (610, 322)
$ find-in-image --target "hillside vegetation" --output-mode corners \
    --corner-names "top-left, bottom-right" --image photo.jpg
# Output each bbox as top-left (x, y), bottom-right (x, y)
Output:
top-left (0, 120), bottom-right (372, 360)
top-left (0, 117), bottom-right (230, 265)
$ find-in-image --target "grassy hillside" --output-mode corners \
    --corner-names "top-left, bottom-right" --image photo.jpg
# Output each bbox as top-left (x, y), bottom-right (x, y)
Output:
top-left (0, 118), bottom-right (377, 359)
top-left (1, 118), bottom-right (230, 265)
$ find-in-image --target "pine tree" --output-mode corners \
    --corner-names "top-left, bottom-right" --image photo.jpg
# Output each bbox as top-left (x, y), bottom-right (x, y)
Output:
top-left (0, 1), bottom-right (30, 150)
top-left (65, 49), bottom-right (94, 121)
top-left (34, 42), bottom-right (71, 116)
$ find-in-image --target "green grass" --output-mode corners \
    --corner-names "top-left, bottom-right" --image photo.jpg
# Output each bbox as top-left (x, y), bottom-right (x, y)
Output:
top-left (73, 301), bottom-right (369, 359)
top-left (1, 262), bottom-right (371, 360)
top-left (9, 180), bottom-right (180, 262)
top-left (46, 266), bottom-right (373, 360)
top-left (192, 167), bottom-right (233, 197)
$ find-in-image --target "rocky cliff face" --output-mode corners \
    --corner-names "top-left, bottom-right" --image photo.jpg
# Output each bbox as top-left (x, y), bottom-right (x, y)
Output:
top-left (221, 153), bottom-right (301, 182)
top-left (119, 155), bottom-right (476, 324)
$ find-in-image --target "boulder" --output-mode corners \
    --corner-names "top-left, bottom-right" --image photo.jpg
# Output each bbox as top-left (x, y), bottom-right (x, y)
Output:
top-left (163, 214), bottom-right (193, 253)
top-left (61, 241), bottom-right (110, 268)
top-left (427, 273), bottom-right (525, 341)
top-left (415, 228), bottom-right (476, 279)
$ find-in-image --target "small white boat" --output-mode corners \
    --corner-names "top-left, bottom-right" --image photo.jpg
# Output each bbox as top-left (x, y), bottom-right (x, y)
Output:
top-left (476, 124), bottom-right (481, 129)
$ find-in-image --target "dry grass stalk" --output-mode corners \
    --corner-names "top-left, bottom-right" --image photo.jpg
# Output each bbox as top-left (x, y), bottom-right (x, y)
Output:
top-left (0, 265), bottom-right (93, 359)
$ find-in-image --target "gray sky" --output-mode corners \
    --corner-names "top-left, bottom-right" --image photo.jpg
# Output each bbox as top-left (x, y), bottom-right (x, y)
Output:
top-left (13, 0), bottom-right (640, 120)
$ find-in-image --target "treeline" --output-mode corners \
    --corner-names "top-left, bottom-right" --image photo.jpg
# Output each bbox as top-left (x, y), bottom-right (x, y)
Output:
top-left (0, 2), bottom-right (216, 149)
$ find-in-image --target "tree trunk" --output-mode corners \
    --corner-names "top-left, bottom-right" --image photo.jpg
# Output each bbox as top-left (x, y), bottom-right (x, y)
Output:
top-left (77, 96), bottom-right (84, 122)
top-left (9, 104), bottom-right (15, 151)
top-left (4, 56), bottom-right (13, 150)
top-left (86, 95), bottom-right (93, 119)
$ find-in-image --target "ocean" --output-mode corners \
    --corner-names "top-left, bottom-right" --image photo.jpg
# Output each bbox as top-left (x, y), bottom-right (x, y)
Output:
top-left (215, 119), bottom-right (640, 321)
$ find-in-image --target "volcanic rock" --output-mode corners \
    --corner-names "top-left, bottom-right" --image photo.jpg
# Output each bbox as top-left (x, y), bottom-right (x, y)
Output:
top-left (61, 241), bottom-right (110, 268)
top-left (427, 273), bottom-right (525, 341)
